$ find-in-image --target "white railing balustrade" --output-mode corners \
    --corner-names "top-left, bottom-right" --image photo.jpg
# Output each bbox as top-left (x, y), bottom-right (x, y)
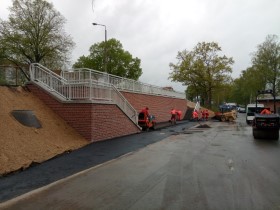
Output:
top-left (61, 68), bottom-right (186, 99)
top-left (29, 63), bottom-right (138, 124)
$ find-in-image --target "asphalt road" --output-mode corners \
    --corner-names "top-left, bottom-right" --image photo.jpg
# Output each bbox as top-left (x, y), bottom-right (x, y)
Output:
top-left (1, 114), bottom-right (280, 209)
top-left (0, 120), bottom-right (196, 203)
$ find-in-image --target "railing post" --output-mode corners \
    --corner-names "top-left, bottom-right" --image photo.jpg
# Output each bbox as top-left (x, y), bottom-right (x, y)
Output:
top-left (110, 84), bottom-right (112, 101)
top-left (77, 69), bottom-right (80, 82)
top-left (29, 64), bottom-right (34, 81)
top-left (133, 81), bottom-right (135, 92)
top-left (50, 72), bottom-right (53, 89)
top-left (68, 83), bottom-right (71, 100)
top-left (90, 79), bottom-right (92, 100)
top-left (90, 70), bottom-right (92, 81)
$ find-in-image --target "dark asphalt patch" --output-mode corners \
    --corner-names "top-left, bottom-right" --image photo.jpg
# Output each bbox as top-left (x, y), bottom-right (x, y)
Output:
top-left (196, 124), bottom-right (211, 128)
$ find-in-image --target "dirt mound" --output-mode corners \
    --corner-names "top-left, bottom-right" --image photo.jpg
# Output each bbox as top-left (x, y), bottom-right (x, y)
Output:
top-left (0, 86), bottom-right (89, 176)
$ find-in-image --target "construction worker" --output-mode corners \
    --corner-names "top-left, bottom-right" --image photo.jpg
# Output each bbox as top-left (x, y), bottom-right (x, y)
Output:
top-left (260, 108), bottom-right (271, 115)
top-left (201, 110), bottom-right (206, 121)
top-left (192, 110), bottom-right (198, 121)
top-left (170, 108), bottom-right (177, 122)
top-left (176, 110), bottom-right (182, 121)
top-left (205, 109), bottom-right (209, 121)
top-left (141, 107), bottom-right (150, 120)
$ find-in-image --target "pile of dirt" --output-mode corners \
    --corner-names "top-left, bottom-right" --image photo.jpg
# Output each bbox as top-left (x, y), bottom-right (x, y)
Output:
top-left (0, 86), bottom-right (89, 176)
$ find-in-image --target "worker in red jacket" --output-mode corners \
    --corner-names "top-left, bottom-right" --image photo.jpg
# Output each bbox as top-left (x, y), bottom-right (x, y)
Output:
top-left (201, 110), bottom-right (206, 121)
top-left (170, 108), bottom-right (177, 121)
top-left (205, 109), bottom-right (209, 121)
top-left (176, 110), bottom-right (182, 121)
top-left (141, 107), bottom-right (150, 120)
top-left (260, 108), bottom-right (271, 115)
top-left (192, 110), bottom-right (198, 121)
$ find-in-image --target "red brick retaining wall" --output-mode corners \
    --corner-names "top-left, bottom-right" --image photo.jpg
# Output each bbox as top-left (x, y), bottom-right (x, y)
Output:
top-left (121, 92), bottom-right (188, 122)
top-left (27, 84), bottom-right (188, 142)
top-left (27, 84), bottom-right (140, 142)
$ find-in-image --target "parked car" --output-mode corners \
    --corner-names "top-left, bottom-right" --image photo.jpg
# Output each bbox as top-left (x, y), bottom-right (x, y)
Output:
top-left (238, 107), bottom-right (246, 113)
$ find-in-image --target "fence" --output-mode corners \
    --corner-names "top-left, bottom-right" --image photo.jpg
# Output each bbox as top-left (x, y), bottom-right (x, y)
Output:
top-left (61, 68), bottom-right (186, 99)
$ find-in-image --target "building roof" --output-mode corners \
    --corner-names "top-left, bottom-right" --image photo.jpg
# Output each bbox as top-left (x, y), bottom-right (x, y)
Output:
top-left (257, 96), bottom-right (280, 101)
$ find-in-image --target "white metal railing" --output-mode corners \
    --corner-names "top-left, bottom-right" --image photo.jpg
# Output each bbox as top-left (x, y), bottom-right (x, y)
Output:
top-left (61, 68), bottom-right (186, 99)
top-left (29, 63), bottom-right (138, 124)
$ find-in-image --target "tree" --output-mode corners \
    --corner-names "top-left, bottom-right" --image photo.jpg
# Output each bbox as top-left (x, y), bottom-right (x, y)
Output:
top-left (169, 42), bottom-right (234, 108)
top-left (252, 35), bottom-right (280, 97)
top-left (231, 66), bottom-right (267, 106)
top-left (73, 38), bottom-right (142, 80)
top-left (0, 0), bottom-right (75, 71)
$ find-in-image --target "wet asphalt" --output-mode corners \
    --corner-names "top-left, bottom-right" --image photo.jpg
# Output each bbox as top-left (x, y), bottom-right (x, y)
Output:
top-left (1, 115), bottom-right (280, 209)
top-left (0, 120), bottom-right (196, 203)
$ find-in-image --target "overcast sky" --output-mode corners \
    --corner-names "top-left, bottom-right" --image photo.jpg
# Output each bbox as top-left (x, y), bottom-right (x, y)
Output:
top-left (1, 0), bottom-right (280, 92)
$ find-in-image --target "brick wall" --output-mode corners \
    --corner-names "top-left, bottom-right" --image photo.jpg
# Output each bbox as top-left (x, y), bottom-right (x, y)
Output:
top-left (27, 84), bottom-right (140, 142)
top-left (27, 84), bottom-right (189, 142)
top-left (121, 91), bottom-right (188, 122)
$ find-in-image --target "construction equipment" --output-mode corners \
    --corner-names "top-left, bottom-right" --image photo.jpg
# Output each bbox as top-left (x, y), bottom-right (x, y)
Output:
top-left (214, 104), bottom-right (237, 122)
top-left (252, 113), bottom-right (279, 140)
top-left (252, 90), bottom-right (279, 140)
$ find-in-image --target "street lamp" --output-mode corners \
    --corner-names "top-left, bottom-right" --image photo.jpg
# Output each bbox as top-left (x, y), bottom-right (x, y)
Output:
top-left (92, 22), bottom-right (107, 73)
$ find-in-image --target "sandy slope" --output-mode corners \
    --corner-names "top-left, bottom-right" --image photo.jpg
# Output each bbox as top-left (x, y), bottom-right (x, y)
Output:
top-left (0, 86), bottom-right (89, 175)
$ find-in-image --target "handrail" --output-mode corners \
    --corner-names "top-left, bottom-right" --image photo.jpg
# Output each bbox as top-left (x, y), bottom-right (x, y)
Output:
top-left (61, 68), bottom-right (186, 99)
top-left (29, 63), bottom-right (138, 124)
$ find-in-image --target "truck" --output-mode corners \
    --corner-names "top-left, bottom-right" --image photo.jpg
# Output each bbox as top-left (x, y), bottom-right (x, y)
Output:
top-left (246, 103), bottom-right (264, 124)
top-left (252, 113), bottom-right (279, 140)
top-left (251, 90), bottom-right (279, 140)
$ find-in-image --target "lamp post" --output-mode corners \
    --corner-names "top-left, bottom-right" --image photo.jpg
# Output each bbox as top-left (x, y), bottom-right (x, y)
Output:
top-left (92, 22), bottom-right (107, 73)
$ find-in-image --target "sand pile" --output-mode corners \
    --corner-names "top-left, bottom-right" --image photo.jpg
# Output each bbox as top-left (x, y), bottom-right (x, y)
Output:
top-left (0, 86), bottom-right (89, 176)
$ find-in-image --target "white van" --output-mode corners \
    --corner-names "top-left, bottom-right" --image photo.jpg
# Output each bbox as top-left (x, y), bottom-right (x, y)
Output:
top-left (246, 103), bottom-right (264, 124)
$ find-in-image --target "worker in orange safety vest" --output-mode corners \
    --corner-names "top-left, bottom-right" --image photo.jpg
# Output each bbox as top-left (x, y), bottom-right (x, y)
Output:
top-left (205, 109), bottom-right (209, 121)
top-left (192, 110), bottom-right (198, 121)
top-left (140, 107), bottom-right (150, 121)
top-left (170, 108), bottom-right (177, 121)
top-left (201, 110), bottom-right (206, 121)
top-left (260, 108), bottom-right (271, 115)
top-left (176, 110), bottom-right (182, 121)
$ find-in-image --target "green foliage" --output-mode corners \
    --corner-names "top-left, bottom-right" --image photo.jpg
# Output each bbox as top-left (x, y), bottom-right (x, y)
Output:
top-left (252, 35), bottom-right (280, 95)
top-left (169, 42), bottom-right (234, 108)
top-left (230, 34), bottom-right (280, 106)
top-left (73, 38), bottom-right (142, 80)
top-left (212, 83), bottom-right (234, 107)
top-left (0, 0), bottom-right (75, 69)
top-left (231, 67), bottom-right (266, 105)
